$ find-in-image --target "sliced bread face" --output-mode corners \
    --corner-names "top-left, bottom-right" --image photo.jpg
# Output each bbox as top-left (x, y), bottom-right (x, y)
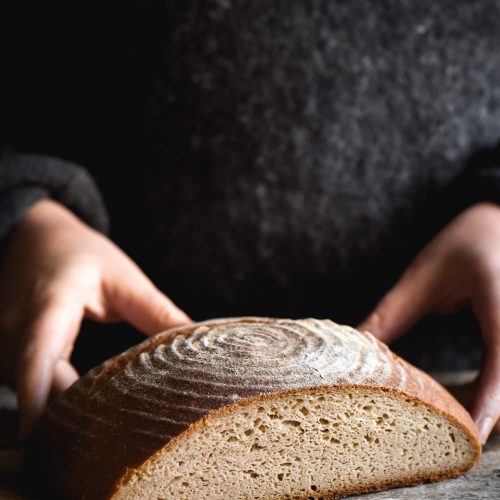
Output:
top-left (117, 387), bottom-right (477, 499)
top-left (25, 318), bottom-right (481, 499)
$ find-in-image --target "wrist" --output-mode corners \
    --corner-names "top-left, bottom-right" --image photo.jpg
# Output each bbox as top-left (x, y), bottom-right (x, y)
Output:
top-left (20, 199), bottom-right (84, 233)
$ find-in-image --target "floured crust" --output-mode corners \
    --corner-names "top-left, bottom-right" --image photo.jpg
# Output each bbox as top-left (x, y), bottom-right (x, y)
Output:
top-left (23, 318), bottom-right (481, 499)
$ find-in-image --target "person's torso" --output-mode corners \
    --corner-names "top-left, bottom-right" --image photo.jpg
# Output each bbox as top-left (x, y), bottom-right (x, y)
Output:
top-left (143, 0), bottom-right (500, 320)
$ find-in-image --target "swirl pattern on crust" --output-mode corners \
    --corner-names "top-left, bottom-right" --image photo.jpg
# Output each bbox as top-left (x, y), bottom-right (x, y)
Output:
top-left (45, 319), bottom-right (421, 453)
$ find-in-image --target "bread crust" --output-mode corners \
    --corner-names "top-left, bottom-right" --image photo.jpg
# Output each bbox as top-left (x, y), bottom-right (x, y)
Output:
top-left (23, 318), bottom-right (481, 499)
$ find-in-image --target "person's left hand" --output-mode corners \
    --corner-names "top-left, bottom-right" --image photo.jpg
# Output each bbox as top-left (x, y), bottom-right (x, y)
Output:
top-left (358, 202), bottom-right (500, 444)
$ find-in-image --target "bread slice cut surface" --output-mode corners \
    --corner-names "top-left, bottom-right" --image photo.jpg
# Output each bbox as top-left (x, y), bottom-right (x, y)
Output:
top-left (116, 386), bottom-right (478, 499)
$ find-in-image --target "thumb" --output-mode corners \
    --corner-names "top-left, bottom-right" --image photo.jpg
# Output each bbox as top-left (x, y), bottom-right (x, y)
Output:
top-left (17, 300), bottom-right (82, 438)
top-left (106, 267), bottom-right (192, 335)
top-left (358, 265), bottom-right (433, 344)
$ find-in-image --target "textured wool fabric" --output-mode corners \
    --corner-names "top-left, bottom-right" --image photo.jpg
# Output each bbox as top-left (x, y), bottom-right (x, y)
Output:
top-left (0, 151), bottom-right (109, 254)
top-left (145, 0), bottom-right (500, 322)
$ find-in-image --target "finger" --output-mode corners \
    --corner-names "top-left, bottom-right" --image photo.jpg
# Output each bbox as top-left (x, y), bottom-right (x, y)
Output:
top-left (471, 294), bottom-right (500, 444)
top-left (105, 267), bottom-right (192, 335)
top-left (50, 358), bottom-right (79, 398)
top-left (471, 346), bottom-right (500, 444)
top-left (358, 265), bottom-right (434, 344)
top-left (16, 301), bottom-right (82, 439)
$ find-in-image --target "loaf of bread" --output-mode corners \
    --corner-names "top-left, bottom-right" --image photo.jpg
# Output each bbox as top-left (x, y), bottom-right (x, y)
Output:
top-left (24, 318), bottom-right (481, 499)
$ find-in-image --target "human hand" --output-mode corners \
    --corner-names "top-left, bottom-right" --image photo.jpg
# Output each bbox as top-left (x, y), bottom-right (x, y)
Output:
top-left (358, 202), bottom-right (500, 444)
top-left (0, 199), bottom-right (192, 437)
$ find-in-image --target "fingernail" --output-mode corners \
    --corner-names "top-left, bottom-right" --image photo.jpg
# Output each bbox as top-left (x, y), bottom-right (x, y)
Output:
top-left (476, 416), bottom-right (494, 444)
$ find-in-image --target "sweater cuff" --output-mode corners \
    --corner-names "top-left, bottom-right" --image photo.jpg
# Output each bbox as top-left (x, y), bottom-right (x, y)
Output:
top-left (0, 152), bottom-right (109, 242)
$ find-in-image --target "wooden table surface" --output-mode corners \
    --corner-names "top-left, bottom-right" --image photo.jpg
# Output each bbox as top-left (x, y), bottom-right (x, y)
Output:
top-left (0, 373), bottom-right (499, 499)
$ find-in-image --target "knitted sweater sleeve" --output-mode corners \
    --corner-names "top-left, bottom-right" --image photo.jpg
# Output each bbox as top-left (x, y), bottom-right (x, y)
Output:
top-left (0, 150), bottom-right (109, 255)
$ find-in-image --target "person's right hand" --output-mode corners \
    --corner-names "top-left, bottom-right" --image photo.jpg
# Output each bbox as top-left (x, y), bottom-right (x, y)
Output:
top-left (0, 199), bottom-right (192, 438)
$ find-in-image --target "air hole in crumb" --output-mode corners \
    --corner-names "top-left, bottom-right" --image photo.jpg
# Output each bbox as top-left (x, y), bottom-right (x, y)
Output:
top-left (258, 424), bottom-right (268, 433)
top-left (330, 438), bottom-right (340, 444)
top-left (227, 436), bottom-right (238, 442)
top-left (362, 405), bottom-right (373, 411)
top-left (283, 420), bottom-right (302, 428)
top-left (244, 429), bottom-right (253, 436)
top-left (319, 418), bottom-right (329, 425)
top-left (251, 443), bottom-right (265, 452)
top-left (311, 485), bottom-right (318, 491)
top-left (277, 473), bottom-right (284, 481)
top-left (449, 433), bottom-right (455, 442)
top-left (181, 482), bottom-right (189, 487)
top-left (300, 407), bottom-right (309, 416)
